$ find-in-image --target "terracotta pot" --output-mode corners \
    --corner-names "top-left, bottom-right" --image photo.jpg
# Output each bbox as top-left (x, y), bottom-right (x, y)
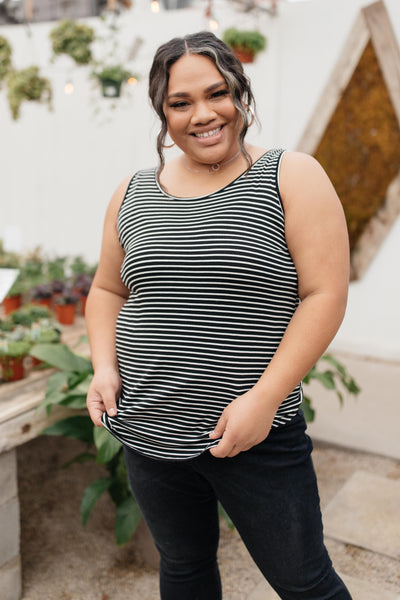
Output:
top-left (55, 303), bottom-right (76, 325)
top-left (0, 355), bottom-right (25, 382)
top-left (233, 47), bottom-right (255, 63)
top-left (2, 294), bottom-right (22, 315)
top-left (32, 297), bottom-right (52, 309)
top-left (80, 295), bottom-right (87, 316)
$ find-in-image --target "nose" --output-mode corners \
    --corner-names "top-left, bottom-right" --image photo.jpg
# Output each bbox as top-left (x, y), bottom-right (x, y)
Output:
top-left (191, 100), bottom-right (216, 125)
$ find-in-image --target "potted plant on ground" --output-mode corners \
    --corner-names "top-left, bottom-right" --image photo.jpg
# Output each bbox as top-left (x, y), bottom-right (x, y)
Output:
top-left (7, 65), bottom-right (52, 120)
top-left (92, 65), bottom-right (137, 98)
top-left (31, 284), bottom-right (53, 308)
top-left (222, 28), bottom-right (267, 63)
top-left (73, 274), bottom-right (92, 315)
top-left (54, 289), bottom-right (79, 325)
top-left (3, 278), bottom-right (25, 314)
top-left (49, 19), bottom-right (95, 66)
top-left (0, 339), bottom-right (30, 382)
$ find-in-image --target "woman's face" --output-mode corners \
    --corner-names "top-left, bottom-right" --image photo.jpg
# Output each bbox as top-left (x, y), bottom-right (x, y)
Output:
top-left (163, 54), bottom-right (240, 167)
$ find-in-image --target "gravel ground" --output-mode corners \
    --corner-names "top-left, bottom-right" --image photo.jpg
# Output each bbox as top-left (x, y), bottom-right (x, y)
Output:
top-left (18, 435), bottom-right (400, 600)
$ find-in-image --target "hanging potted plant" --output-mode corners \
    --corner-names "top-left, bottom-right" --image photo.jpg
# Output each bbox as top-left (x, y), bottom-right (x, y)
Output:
top-left (0, 35), bottom-right (12, 86)
top-left (54, 289), bottom-right (79, 325)
top-left (49, 19), bottom-right (95, 66)
top-left (0, 339), bottom-right (30, 382)
top-left (222, 28), bottom-right (267, 63)
top-left (93, 64), bottom-right (137, 98)
top-left (7, 66), bottom-right (52, 120)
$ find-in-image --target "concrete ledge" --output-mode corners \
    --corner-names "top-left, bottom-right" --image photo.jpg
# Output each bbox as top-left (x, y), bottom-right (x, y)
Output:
top-left (0, 497), bottom-right (20, 567)
top-left (0, 450), bottom-right (17, 507)
top-left (0, 555), bottom-right (21, 600)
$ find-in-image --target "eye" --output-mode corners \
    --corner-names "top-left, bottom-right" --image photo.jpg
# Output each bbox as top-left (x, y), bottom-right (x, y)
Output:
top-left (169, 100), bottom-right (189, 109)
top-left (211, 89), bottom-right (229, 99)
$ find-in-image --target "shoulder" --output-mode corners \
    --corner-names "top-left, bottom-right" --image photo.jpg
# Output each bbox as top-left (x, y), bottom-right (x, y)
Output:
top-left (279, 152), bottom-right (334, 196)
top-left (106, 172), bottom-right (142, 219)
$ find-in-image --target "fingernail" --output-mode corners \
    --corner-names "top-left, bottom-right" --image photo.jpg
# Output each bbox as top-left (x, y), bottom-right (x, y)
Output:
top-left (108, 408), bottom-right (116, 416)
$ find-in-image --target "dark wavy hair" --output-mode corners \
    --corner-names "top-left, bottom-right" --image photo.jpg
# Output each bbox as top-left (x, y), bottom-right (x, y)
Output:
top-left (149, 31), bottom-right (257, 174)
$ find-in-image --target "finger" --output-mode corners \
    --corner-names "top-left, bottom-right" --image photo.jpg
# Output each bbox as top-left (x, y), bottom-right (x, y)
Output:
top-left (96, 385), bottom-right (118, 418)
top-left (209, 433), bottom-right (235, 458)
top-left (209, 413), bottom-right (227, 439)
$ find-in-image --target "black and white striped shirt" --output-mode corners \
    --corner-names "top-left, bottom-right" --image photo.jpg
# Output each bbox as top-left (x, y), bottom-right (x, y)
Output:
top-left (102, 148), bottom-right (302, 460)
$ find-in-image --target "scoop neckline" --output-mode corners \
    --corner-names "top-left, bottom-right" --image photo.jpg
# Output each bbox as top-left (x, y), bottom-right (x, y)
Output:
top-left (154, 150), bottom-right (272, 201)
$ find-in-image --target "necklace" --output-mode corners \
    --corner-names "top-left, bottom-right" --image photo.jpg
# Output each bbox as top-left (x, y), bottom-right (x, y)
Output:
top-left (183, 149), bottom-right (241, 174)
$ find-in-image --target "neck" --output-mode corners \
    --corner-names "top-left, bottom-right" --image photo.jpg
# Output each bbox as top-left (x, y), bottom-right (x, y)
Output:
top-left (183, 149), bottom-right (242, 175)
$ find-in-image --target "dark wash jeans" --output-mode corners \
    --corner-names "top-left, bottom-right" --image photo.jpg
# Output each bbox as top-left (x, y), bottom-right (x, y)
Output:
top-left (123, 411), bottom-right (352, 600)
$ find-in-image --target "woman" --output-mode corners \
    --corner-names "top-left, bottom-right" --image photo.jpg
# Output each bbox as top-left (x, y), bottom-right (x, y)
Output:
top-left (86, 32), bottom-right (352, 600)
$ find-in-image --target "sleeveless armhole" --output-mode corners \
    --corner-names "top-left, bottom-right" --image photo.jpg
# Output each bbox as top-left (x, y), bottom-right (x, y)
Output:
top-left (275, 149), bottom-right (287, 217)
top-left (117, 172), bottom-right (139, 250)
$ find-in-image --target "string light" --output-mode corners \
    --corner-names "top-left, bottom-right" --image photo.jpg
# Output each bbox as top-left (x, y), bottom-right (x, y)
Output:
top-left (151, 0), bottom-right (160, 13)
top-left (128, 76), bottom-right (138, 86)
top-left (64, 81), bottom-right (74, 95)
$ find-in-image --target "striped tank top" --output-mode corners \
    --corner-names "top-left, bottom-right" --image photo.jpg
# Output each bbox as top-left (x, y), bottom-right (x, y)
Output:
top-left (102, 148), bottom-right (302, 460)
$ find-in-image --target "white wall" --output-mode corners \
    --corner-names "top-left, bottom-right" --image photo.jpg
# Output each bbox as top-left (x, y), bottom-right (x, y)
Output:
top-left (1, 0), bottom-right (400, 360)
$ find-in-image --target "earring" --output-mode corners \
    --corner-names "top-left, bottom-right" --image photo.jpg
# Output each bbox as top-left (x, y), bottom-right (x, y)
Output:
top-left (162, 134), bottom-right (175, 149)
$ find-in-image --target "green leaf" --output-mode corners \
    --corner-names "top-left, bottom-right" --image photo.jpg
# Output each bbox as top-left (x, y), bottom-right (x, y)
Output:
top-left (321, 354), bottom-right (347, 377)
top-left (94, 427), bottom-right (122, 464)
top-left (47, 371), bottom-right (70, 394)
top-left (60, 394), bottom-right (88, 409)
top-left (300, 396), bottom-right (315, 422)
top-left (81, 478), bottom-right (111, 526)
top-left (313, 370), bottom-right (336, 390)
top-left (344, 378), bottom-right (361, 395)
top-left (30, 343), bottom-right (93, 374)
top-left (336, 390), bottom-right (344, 407)
top-left (115, 495), bottom-right (142, 545)
top-left (42, 415), bottom-right (94, 444)
top-left (218, 502), bottom-right (234, 531)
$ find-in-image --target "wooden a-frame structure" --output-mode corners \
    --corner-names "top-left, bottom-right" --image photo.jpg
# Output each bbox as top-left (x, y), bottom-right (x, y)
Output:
top-left (297, 1), bottom-right (400, 279)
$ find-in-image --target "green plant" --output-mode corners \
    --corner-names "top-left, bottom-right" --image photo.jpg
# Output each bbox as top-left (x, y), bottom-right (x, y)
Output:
top-left (50, 19), bottom-right (94, 65)
top-left (0, 340), bottom-right (31, 358)
top-left (7, 66), bottom-right (52, 120)
top-left (55, 289), bottom-right (79, 305)
top-left (33, 342), bottom-right (140, 545)
top-left (0, 35), bottom-right (12, 84)
top-left (301, 354), bottom-right (361, 422)
top-left (93, 64), bottom-right (134, 84)
top-left (92, 64), bottom-right (137, 98)
top-left (5, 304), bottom-right (52, 327)
top-left (222, 28), bottom-right (267, 56)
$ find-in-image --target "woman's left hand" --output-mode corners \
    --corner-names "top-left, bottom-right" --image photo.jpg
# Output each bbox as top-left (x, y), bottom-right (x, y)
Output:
top-left (209, 389), bottom-right (276, 458)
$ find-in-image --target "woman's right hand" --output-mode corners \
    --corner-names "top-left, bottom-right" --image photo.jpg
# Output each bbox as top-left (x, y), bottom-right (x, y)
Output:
top-left (86, 366), bottom-right (121, 427)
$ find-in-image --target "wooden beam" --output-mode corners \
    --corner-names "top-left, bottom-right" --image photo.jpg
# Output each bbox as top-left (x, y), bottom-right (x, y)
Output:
top-left (297, 11), bottom-right (370, 154)
top-left (363, 1), bottom-right (400, 126)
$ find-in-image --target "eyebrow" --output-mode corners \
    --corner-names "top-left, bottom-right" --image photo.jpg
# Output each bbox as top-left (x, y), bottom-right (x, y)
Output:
top-left (167, 81), bottom-right (227, 100)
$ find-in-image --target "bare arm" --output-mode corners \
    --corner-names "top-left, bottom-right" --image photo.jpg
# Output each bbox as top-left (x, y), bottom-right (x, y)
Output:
top-left (210, 152), bottom-right (349, 457)
top-left (85, 176), bottom-right (131, 426)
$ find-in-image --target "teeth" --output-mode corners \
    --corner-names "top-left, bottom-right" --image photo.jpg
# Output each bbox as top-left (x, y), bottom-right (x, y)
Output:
top-left (195, 127), bottom-right (221, 138)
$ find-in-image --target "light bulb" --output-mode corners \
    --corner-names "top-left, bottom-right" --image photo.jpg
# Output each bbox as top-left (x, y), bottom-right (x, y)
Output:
top-left (128, 77), bottom-right (138, 86)
top-left (209, 18), bottom-right (218, 31)
top-left (151, 0), bottom-right (160, 13)
top-left (64, 81), bottom-right (74, 95)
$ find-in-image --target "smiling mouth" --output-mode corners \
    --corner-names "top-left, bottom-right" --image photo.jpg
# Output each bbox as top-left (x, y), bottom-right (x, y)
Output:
top-left (192, 126), bottom-right (223, 138)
